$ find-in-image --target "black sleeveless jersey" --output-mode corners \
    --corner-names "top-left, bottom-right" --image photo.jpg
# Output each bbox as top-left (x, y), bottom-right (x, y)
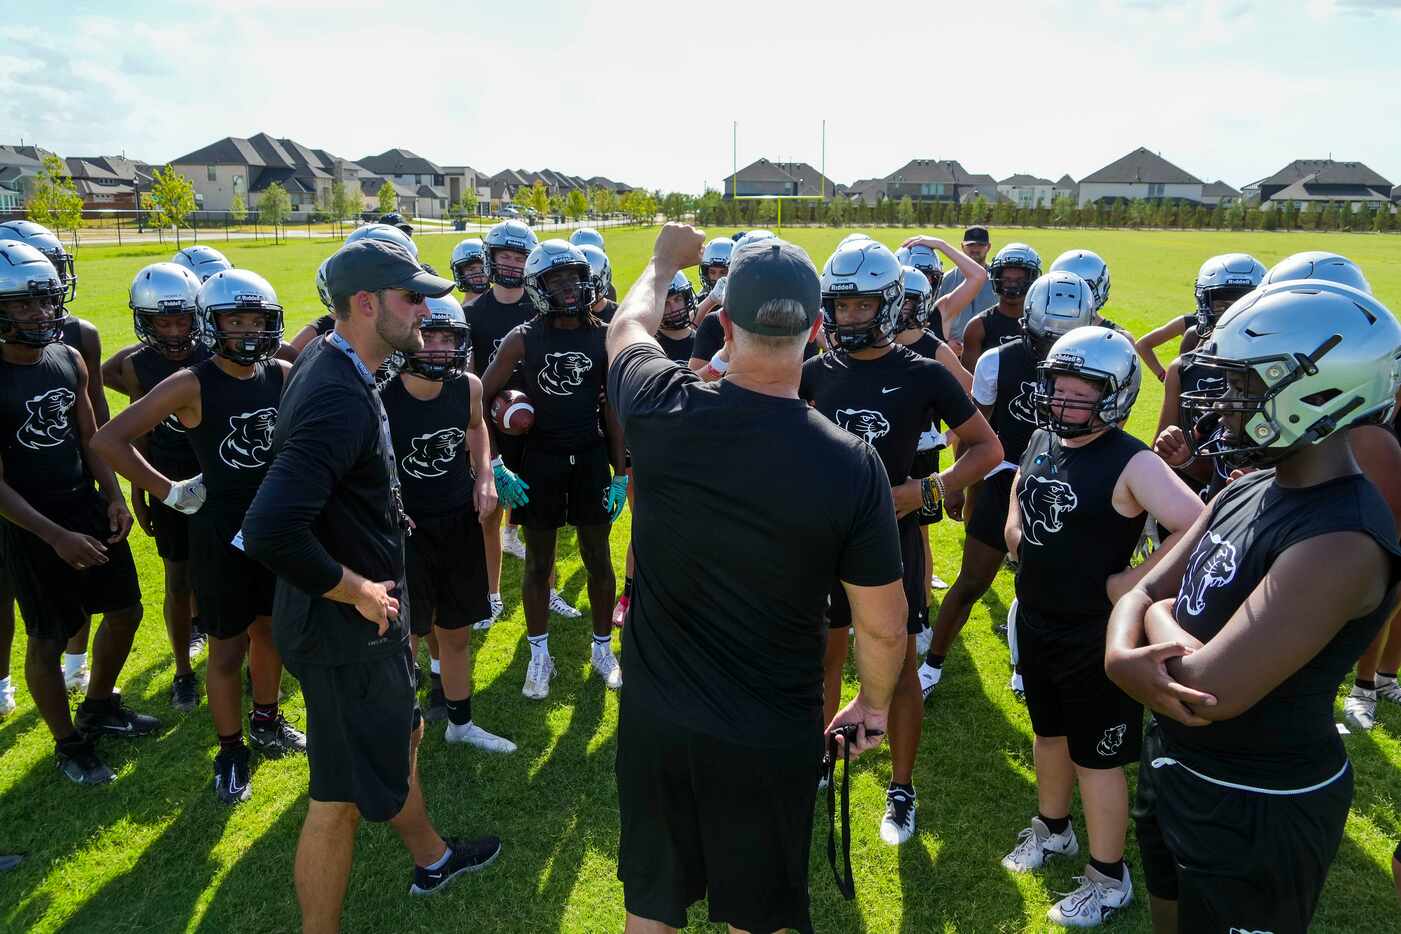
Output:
top-left (595, 300), bottom-right (618, 323)
top-left (987, 340), bottom-right (1040, 466)
top-left (184, 359), bottom-right (285, 512)
top-left (0, 343), bottom-right (88, 500)
top-left (1178, 356), bottom-right (1230, 498)
top-left (1014, 428), bottom-right (1148, 621)
top-left (131, 344), bottom-right (209, 480)
top-left (1162, 470), bottom-right (1401, 788)
top-left (311, 314), bottom-right (335, 337)
top-left (800, 345), bottom-right (974, 487)
top-left (381, 375), bottom-right (473, 519)
top-left (657, 331), bottom-right (695, 364)
top-left (60, 316), bottom-right (85, 353)
top-left (906, 330), bottom-right (945, 362)
top-left (517, 317), bottom-right (609, 452)
top-left (464, 290), bottom-right (536, 391)
top-left (972, 306), bottom-right (1022, 352)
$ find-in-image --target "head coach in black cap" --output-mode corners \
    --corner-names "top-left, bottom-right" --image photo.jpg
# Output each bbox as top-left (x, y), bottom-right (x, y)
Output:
top-left (242, 238), bottom-right (500, 930)
top-left (604, 225), bottom-right (909, 933)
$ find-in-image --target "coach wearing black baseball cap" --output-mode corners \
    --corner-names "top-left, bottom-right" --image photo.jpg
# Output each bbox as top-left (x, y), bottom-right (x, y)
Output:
top-left (606, 226), bottom-right (908, 933)
top-left (936, 224), bottom-right (997, 343)
top-left (243, 239), bottom-right (499, 932)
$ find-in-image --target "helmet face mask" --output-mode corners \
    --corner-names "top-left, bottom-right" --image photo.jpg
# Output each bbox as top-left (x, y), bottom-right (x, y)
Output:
top-left (0, 240), bottom-right (69, 346)
top-left (662, 271), bottom-right (696, 330)
top-left (0, 221), bottom-right (77, 301)
top-left (404, 319), bottom-right (470, 381)
top-left (1031, 327), bottom-right (1141, 438)
top-left (578, 245), bottom-right (612, 301)
top-left (523, 240), bottom-right (596, 318)
top-left (450, 238), bottom-right (489, 293)
top-left (131, 262), bottom-right (201, 356)
top-left (135, 307), bottom-right (198, 356)
top-left (1194, 285), bottom-right (1255, 337)
top-left (820, 241), bottom-right (903, 352)
top-left (990, 243), bottom-right (1043, 301)
top-left (896, 245), bottom-right (944, 295)
top-left (483, 221), bottom-right (540, 288)
top-left (197, 270), bottom-right (284, 365)
top-left (699, 238), bottom-right (734, 297)
top-left (897, 265), bottom-right (933, 332)
top-left (1193, 253), bottom-right (1266, 338)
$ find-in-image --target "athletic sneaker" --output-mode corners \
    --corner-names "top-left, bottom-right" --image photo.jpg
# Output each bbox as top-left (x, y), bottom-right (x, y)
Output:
top-left (1048, 863), bottom-right (1133, 927)
top-left (1343, 685), bottom-right (1377, 731)
top-left (170, 673), bottom-right (199, 713)
top-left (188, 626), bottom-right (207, 660)
top-left (213, 745), bottom-right (252, 805)
top-left (501, 526), bottom-right (527, 560)
top-left (0, 681), bottom-right (15, 719)
top-left (918, 662), bottom-right (942, 701)
top-left (591, 648), bottom-right (623, 690)
top-left (75, 693), bottom-right (160, 737)
top-left (915, 624), bottom-right (934, 657)
top-left (879, 786), bottom-right (917, 845)
top-left (248, 713), bottom-right (307, 757)
top-left (1377, 675), bottom-right (1401, 705)
top-left (64, 664), bottom-right (90, 695)
top-left (56, 736), bottom-right (115, 785)
top-left (549, 590), bottom-right (582, 618)
top-left (445, 720), bottom-right (517, 754)
top-left (1002, 817), bottom-right (1079, 873)
top-left (1010, 671), bottom-right (1026, 702)
top-left (522, 654), bottom-right (556, 700)
top-left (408, 836), bottom-right (502, 896)
top-left (930, 573), bottom-right (949, 590)
top-left (424, 684), bottom-right (449, 722)
top-left (473, 594), bottom-right (505, 631)
top-left (611, 594), bottom-right (631, 629)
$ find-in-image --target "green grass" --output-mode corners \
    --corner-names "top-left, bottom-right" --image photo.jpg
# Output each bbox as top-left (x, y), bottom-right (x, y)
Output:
top-left (2, 226), bottom-right (1400, 933)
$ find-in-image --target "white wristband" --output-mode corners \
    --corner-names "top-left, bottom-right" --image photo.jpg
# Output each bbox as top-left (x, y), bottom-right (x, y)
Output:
top-left (709, 352), bottom-right (729, 375)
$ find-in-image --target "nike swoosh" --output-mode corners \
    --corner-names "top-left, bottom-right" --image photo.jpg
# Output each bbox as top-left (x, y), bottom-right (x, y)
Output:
top-left (101, 723), bottom-right (136, 733)
top-left (229, 778), bottom-right (248, 795)
top-left (881, 387), bottom-right (899, 394)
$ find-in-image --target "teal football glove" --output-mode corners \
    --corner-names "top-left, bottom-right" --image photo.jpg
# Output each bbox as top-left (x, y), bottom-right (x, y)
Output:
top-left (605, 474), bottom-right (629, 523)
top-left (492, 456), bottom-right (530, 510)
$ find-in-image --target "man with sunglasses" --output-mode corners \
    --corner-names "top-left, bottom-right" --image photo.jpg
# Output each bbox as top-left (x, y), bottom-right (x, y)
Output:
top-left (243, 239), bottom-right (501, 930)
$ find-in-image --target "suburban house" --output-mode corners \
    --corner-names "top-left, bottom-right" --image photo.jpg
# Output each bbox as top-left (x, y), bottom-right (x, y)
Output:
top-left (1200, 180), bottom-right (1241, 207)
top-left (170, 133), bottom-right (358, 214)
top-left (845, 177), bottom-right (887, 207)
top-left (1244, 159), bottom-right (1394, 212)
top-left (1052, 174), bottom-right (1078, 204)
top-left (355, 148), bottom-right (469, 217)
top-left (1077, 147), bottom-right (1205, 207)
top-left (720, 158), bottom-right (823, 199)
top-left (65, 155), bottom-right (154, 209)
top-left (0, 145), bottom-right (59, 210)
top-left (997, 174), bottom-right (1056, 208)
top-left (884, 159), bottom-right (988, 204)
top-left (441, 165), bottom-right (490, 214)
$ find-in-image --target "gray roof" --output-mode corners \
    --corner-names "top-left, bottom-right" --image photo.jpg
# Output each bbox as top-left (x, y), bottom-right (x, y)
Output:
top-left (0, 144), bottom-right (56, 168)
top-left (1271, 177), bottom-right (1392, 202)
top-left (1203, 179), bottom-right (1241, 198)
top-left (770, 161), bottom-right (840, 196)
top-left (1055, 174), bottom-right (1077, 187)
top-left (357, 148), bottom-right (443, 176)
top-left (1251, 159), bottom-right (1391, 191)
top-left (723, 158), bottom-right (796, 184)
top-left (999, 174), bottom-right (1054, 186)
top-left (1080, 147), bottom-right (1203, 185)
top-left (884, 159), bottom-right (966, 184)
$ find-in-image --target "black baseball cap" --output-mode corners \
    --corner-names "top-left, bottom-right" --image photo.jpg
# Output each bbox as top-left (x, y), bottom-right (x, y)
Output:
top-left (963, 226), bottom-right (990, 245)
top-left (724, 239), bottom-right (820, 336)
top-left (379, 212), bottom-right (413, 235)
top-left (325, 240), bottom-right (453, 303)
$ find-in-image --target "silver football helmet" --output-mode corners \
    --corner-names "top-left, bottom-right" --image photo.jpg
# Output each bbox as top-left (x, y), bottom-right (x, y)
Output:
top-left (171, 245), bottom-right (233, 283)
top-left (1049, 249), bottom-right (1110, 313)
top-left (315, 257), bottom-right (334, 310)
top-left (699, 238), bottom-right (734, 296)
top-left (483, 220), bottom-right (539, 288)
top-left (1021, 270), bottom-right (1099, 358)
top-left (523, 239), bottom-right (596, 317)
top-left (403, 295), bottom-right (471, 381)
top-left (130, 262), bottom-right (202, 355)
top-left (732, 229), bottom-right (776, 254)
top-left (1193, 253), bottom-right (1265, 337)
top-left (837, 232), bottom-right (873, 248)
top-left (0, 219), bottom-right (75, 299)
top-left (1033, 326), bottom-right (1142, 437)
top-left (663, 270), bottom-right (696, 330)
top-left (989, 242), bottom-right (1042, 299)
top-left (895, 243), bottom-right (944, 292)
top-left (898, 265), bottom-right (935, 332)
top-left (1183, 280), bottom-right (1401, 468)
top-left (569, 227), bottom-right (605, 250)
top-left (0, 239), bottom-right (67, 345)
top-left (1261, 251), bottom-right (1371, 295)
top-left (578, 244), bottom-right (612, 301)
top-left (450, 238), bottom-right (489, 294)
top-left (819, 240), bottom-right (904, 352)
top-left (196, 268), bottom-right (284, 365)
top-left (345, 223), bottom-right (419, 259)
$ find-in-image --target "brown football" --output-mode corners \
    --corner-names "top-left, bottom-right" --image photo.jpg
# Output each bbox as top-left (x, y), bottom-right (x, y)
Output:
top-left (491, 389), bottom-right (535, 436)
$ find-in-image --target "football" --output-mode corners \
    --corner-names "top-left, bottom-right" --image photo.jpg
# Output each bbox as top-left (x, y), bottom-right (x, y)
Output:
top-left (491, 389), bottom-right (535, 436)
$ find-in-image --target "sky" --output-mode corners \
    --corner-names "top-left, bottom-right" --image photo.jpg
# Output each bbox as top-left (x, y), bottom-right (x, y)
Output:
top-left (3, 0), bottom-right (1400, 194)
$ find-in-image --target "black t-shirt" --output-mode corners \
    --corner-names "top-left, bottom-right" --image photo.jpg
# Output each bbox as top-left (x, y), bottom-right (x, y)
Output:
top-left (185, 359), bottom-right (284, 513)
top-left (594, 300), bottom-right (618, 324)
top-left (0, 342), bottom-right (88, 502)
top-left (906, 330), bottom-right (945, 362)
top-left (311, 314), bottom-right (335, 337)
top-left (381, 375), bottom-right (473, 519)
top-left (973, 306), bottom-right (1023, 352)
top-left (657, 330), bottom-right (695, 364)
top-left (465, 290), bottom-right (536, 390)
top-left (517, 317), bottom-right (609, 452)
top-left (1162, 470), bottom-right (1401, 788)
top-left (800, 345), bottom-right (974, 487)
top-left (987, 340), bottom-right (1041, 466)
top-left (131, 344), bottom-right (208, 479)
top-left (243, 338), bottom-right (409, 667)
top-left (608, 343), bottom-right (903, 745)
top-left (692, 313), bottom-right (818, 363)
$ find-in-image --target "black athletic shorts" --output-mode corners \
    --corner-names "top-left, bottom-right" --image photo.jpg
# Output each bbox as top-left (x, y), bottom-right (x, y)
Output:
top-left (406, 507), bottom-right (489, 634)
top-left (290, 644), bottom-right (422, 822)
top-left (513, 442), bottom-right (612, 531)
top-left (615, 697), bottom-right (820, 934)
top-left (965, 467), bottom-right (1015, 551)
top-left (1016, 606), bottom-right (1142, 768)
top-left (1133, 719), bottom-right (1352, 933)
top-left (148, 496), bottom-right (191, 562)
top-left (498, 430), bottom-right (526, 473)
top-left (1, 489), bottom-right (142, 642)
top-left (189, 505), bottom-right (274, 640)
top-left (828, 517), bottom-right (924, 634)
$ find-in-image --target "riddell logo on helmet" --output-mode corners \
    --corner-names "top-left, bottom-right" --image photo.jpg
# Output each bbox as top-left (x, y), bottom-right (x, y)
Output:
top-left (829, 282), bottom-right (857, 292)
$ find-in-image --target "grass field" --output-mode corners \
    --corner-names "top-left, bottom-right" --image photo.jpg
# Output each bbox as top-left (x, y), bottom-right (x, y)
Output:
top-left (1, 225), bottom-right (1399, 933)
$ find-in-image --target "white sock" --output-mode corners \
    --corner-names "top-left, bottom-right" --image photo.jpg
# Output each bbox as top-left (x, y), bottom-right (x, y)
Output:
top-left (592, 634), bottom-right (612, 655)
top-left (489, 592), bottom-right (501, 603)
top-left (550, 588), bottom-right (562, 601)
top-left (63, 653), bottom-right (86, 676)
top-left (527, 634), bottom-right (549, 660)
top-left (424, 845), bottom-right (452, 871)
top-left (0, 675), bottom-right (10, 693)
top-left (1378, 673), bottom-right (1397, 685)
top-left (429, 657), bottom-right (441, 675)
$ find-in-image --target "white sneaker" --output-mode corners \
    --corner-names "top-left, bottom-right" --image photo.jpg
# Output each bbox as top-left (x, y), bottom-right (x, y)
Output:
top-left (915, 624), bottom-right (934, 657)
top-left (930, 573), bottom-right (949, 590)
top-left (0, 682), bottom-right (15, 718)
top-left (473, 594), bottom-right (505, 631)
top-left (1377, 675), bottom-right (1401, 705)
top-left (1048, 863), bottom-right (1132, 927)
top-left (1343, 686), bottom-right (1377, 731)
top-left (1010, 671), bottom-right (1025, 701)
top-left (502, 526), bottom-right (527, 560)
top-left (591, 649), bottom-right (623, 690)
top-left (918, 662), bottom-right (942, 701)
top-left (522, 654), bottom-right (555, 700)
top-left (549, 590), bottom-right (582, 618)
top-left (1002, 816), bottom-right (1079, 873)
top-left (445, 720), bottom-right (517, 754)
top-left (65, 665), bottom-right (90, 695)
top-left (879, 786), bottom-right (917, 845)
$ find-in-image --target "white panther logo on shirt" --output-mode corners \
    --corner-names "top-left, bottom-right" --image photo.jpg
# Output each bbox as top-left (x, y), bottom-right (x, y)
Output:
top-left (219, 407), bottom-right (277, 469)
top-left (400, 427), bottom-right (465, 480)
top-left (1175, 532), bottom-right (1239, 617)
top-left (17, 387), bottom-right (76, 450)
top-left (538, 351), bottom-right (592, 396)
top-left (1097, 724), bottom-right (1128, 758)
top-left (835, 409), bottom-right (891, 445)
top-left (1008, 379), bottom-right (1037, 425)
top-left (1019, 475), bottom-right (1078, 546)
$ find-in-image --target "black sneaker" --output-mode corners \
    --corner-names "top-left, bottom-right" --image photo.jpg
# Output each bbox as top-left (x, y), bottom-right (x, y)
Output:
top-left (170, 673), bottom-right (199, 713)
top-left (408, 836), bottom-right (502, 895)
top-left (248, 712), bottom-right (307, 757)
top-left (75, 693), bottom-right (160, 737)
top-left (57, 735), bottom-right (115, 785)
top-left (424, 684), bottom-right (449, 723)
top-left (213, 744), bottom-right (252, 805)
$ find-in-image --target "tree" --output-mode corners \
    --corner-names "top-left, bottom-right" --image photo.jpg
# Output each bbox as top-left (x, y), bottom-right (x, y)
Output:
top-left (27, 154), bottom-right (84, 237)
top-left (565, 189), bottom-right (589, 221)
top-left (259, 182), bottom-right (293, 244)
top-left (547, 192), bottom-right (565, 221)
top-left (661, 191), bottom-right (691, 221)
top-left (344, 183), bottom-right (364, 222)
top-left (896, 196), bottom-right (915, 227)
top-left (230, 192), bottom-right (247, 224)
top-left (377, 179), bottom-right (397, 215)
top-left (148, 164), bottom-right (197, 248)
top-left (591, 186), bottom-right (616, 218)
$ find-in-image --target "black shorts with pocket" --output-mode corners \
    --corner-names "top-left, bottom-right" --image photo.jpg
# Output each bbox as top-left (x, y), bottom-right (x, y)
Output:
top-left (965, 467), bottom-right (1015, 551)
top-left (1, 488), bottom-right (142, 642)
top-left (148, 496), bottom-right (191, 562)
top-left (497, 430), bottom-right (526, 473)
top-left (406, 507), bottom-right (490, 634)
top-left (188, 503), bottom-right (275, 640)
top-left (1133, 719), bottom-right (1352, 933)
top-left (616, 697), bottom-right (821, 934)
top-left (513, 441), bottom-right (612, 531)
top-left (828, 516), bottom-right (924, 634)
top-left (290, 643), bottom-right (421, 822)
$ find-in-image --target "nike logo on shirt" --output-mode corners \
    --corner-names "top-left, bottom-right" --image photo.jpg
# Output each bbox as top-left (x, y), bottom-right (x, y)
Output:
top-left (881, 387), bottom-right (899, 394)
